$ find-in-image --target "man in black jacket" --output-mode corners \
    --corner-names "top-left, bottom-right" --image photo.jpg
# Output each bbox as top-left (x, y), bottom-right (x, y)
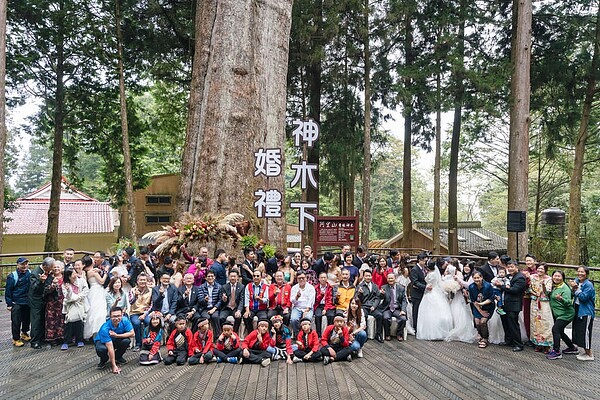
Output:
top-left (219, 269), bottom-right (245, 333)
top-left (478, 252), bottom-right (500, 283)
top-left (496, 260), bottom-right (527, 351)
top-left (409, 252), bottom-right (428, 334)
top-left (356, 269), bottom-right (383, 342)
top-left (29, 257), bottom-right (56, 349)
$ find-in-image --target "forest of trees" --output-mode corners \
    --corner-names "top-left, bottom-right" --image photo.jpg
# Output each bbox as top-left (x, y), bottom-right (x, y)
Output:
top-left (0, 0), bottom-right (599, 266)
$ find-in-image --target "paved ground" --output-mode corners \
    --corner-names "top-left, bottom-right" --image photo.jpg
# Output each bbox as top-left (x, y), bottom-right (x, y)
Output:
top-left (0, 307), bottom-right (598, 399)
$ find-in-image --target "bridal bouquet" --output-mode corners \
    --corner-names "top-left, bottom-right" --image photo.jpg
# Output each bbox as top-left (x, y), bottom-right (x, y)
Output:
top-left (441, 279), bottom-right (461, 300)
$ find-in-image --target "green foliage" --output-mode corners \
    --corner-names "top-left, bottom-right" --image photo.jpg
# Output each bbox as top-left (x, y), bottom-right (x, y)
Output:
top-left (240, 235), bottom-right (259, 249)
top-left (13, 138), bottom-right (51, 197)
top-left (262, 244), bottom-right (276, 259)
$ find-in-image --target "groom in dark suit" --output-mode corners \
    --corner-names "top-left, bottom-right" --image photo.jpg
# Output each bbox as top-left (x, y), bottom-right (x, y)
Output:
top-left (409, 252), bottom-right (429, 334)
top-left (496, 260), bottom-right (527, 351)
top-left (478, 252), bottom-right (500, 283)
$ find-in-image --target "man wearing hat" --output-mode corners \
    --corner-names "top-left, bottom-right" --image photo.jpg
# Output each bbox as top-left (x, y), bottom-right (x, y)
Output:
top-left (6, 257), bottom-right (31, 347)
top-left (241, 318), bottom-right (272, 367)
top-left (29, 257), bottom-right (56, 349)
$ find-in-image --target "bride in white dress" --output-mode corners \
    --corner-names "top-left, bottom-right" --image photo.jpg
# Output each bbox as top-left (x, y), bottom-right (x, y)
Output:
top-left (83, 263), bottom-right (108, 340)
top-left (443, 264), bottom-right (478, 343)
top-left (417, 264), bottom-right (453, 340)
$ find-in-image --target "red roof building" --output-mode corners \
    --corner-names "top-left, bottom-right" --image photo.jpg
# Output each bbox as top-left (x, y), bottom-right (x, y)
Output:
top-left (3, 178), bottom-right (119, 253)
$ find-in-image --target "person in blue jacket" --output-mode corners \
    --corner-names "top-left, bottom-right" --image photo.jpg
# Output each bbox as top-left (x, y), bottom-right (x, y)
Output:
top-left (6, 257), bottom-right (32, 347)
top-left (570, 266), bottom-right (595, 361)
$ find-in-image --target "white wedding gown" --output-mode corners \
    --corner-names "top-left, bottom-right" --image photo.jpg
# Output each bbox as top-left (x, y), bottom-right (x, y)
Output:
top-left (84, 276), bottom-right (107, 340)
top-left (444, 267), bottom-right (478, 343)
top-left (417, 267), bottom-right (453, 340)
top-left (446, 292), bottom-right (478, 343)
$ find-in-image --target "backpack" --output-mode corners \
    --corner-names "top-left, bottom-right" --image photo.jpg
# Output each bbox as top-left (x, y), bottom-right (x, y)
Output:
top-left (10, 271), bottom-right (19, 288)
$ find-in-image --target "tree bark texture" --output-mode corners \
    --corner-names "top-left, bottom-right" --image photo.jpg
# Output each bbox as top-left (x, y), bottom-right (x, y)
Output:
top-left (361, 0), bottom-right (372, 248)
top-left (565, 5), bottom-right (600, 265)
top-left (178, 0), bottom-right (292, 250)
top-left (116, 0), bottom-right (138, 243)
top-left (401, 14), bottom-right (413, 249)
top-left (507, 0), bottom-right (532, 260)
top-left (44, 0), bottom-right (66, 253)
top-left (0, 0), bottom-right (6, 253)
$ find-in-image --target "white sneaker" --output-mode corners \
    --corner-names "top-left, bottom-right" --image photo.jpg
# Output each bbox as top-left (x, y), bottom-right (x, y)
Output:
top-left (357, 349), bottom-right (363, 358)
top-left (292, 356), bottom-right (302, 363)
top-left (576, 354), bottom-right (595, 361)
top-left (261, 358), bottom-right (271, 367)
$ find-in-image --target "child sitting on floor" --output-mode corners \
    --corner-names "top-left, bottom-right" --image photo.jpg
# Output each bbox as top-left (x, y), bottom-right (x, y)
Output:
top-left (293, 318), bottom-right (322, 363)
top-left (214, 320), bottom-right (242, 364)
top-left (165, 315), bottom-right (194, 365)
top-left (189, 318), bottom-right (214, 365)
top-left (268, 315), bottom-right (295, 364)
top-left (241, 319), bottom-right (272, 367)
top-left (320, 315), bottom-right (353, 365)
top-left (139, 311), bottom-right (163, 365)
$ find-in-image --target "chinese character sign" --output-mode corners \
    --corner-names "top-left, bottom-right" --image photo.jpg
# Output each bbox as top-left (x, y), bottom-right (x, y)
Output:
top-left (253, 118), bottom-right (320, 232)
top-left (254, 189), bottom-right (283, 218)
top-left (254, 148), bottom-right (282, 177)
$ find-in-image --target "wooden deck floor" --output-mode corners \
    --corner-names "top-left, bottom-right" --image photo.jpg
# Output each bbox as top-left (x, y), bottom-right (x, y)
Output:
top-left (0, 309), bottom-right (598, 399)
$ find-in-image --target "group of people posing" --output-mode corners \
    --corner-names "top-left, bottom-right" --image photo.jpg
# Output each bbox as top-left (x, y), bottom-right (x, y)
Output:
top-left (4, 245), bottom-right (595, 375)
top-left (411, 251), bottom-right (595, 363)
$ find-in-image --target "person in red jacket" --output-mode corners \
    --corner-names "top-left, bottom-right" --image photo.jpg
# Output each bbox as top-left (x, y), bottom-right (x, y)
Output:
top-left (314, 272), bottom-right (336, 335)
top-left (214, 321), bottom-right (242, 364)
top-left (165, 316), bottom-right (195, 365)
top-left (320, 315), bottom-right (353, 365)
top-left (241, 319), bottom-right (272, 367)
top-left (189, 318), bottom-right (214, 365)
top-left (293, 318), bottom-right (322, 363)
top-left (268, 271), bottom-right (292, 325)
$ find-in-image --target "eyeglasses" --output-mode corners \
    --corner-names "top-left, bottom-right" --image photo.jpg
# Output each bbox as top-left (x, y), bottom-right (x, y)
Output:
top-left (254, 275), bottom-right (261, 278)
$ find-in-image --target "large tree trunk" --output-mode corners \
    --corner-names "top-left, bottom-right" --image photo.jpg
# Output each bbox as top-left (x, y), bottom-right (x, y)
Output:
top-left (401, 14), bottom-right (413, 249)
top-left (0, 0), bottom-right (6, 253)
top-left (507, 0), bottom-right (532, 260)
top-left (361, 0), bottom-right (372, 247)
top-left (115, 0), bottom-right (137, 243)
top-left (565, 5), bottom-right (600, 265)
top-left (448, 0), bottom-right (465, 257)
top-left (178, 0), bottom-right (292, 250)
top-left (44, 1), bottom-right (66, 253)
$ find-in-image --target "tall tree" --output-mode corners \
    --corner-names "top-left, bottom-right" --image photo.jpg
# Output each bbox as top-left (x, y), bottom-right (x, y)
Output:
top-left (361, 0), bottom-right (372, 247)
top-left (115, 0), bottom-right (137, 243)
top-left (447, 0), bottom-right (466, 256)
top-left (565, 4), bottom-right (600, 265)
top-left (177, 0), bottom-right (293, 250)
top-left (8, 0), bottom-right (105, 252)
top-left (507, 0), bottom-right (532, 260)
top-left (0, 0), bottom-right (6, 252)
